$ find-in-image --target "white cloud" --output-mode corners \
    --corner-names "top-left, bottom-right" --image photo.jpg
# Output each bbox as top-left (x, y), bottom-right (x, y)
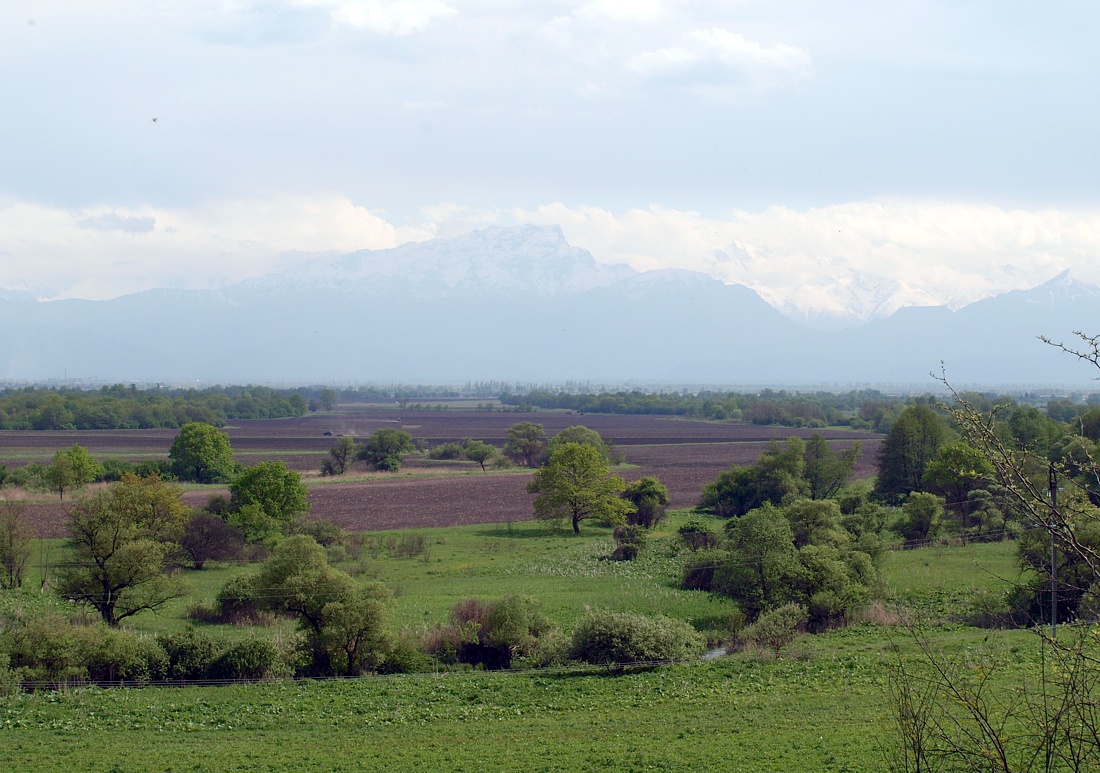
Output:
top-left (627, 28), bottom-right (813, 96)
top-left (0, 195), bottom-right (435, 300)
top-left (485, 199), bottom-right (1100, 318)
top-left (6, 193), bottom-right (1100, 321)
top-left (292, 0), bottom-right (457, 35)
top-left (577, 0), bottom-right (664, 23)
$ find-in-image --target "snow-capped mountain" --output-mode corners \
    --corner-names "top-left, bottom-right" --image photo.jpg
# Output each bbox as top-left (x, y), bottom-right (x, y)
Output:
top-left (235, 224), bottom-right (637, 299)
top-left (2, 224), bottom-right (1100, 385)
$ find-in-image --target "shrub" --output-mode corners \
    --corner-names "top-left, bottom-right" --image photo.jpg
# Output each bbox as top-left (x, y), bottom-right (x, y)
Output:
top-left (679, 520), bottom-right (720, 552)
top-left (214, 573), bottom-right (266, 624)
top-left (0, 653), bottom-right (19, 697)
top-left (0, 612), bottom-right (84, 685)
top-left (567, 609), bottom-right (705, 666)
top-left (207, 638), bottom-right (285, 681)
top-left (75, 627), bottom-right (168, 684)
top-left (293, 517), bottom-right (346, 547)
top-left (99, 458), bottom-right (136, 482)
top-left (681, 549), bottom-right (727, 591)
top-left (428, 442), bottom-right (465, 460)
top-left (611, 525), bottom-right (646, 561)
top-left (741, 603), bottom-right (807, 658)
top-left (159, 628), bottom-right (222, 680)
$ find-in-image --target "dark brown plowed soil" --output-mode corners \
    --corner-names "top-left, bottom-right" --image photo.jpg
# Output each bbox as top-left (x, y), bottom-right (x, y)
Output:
top-left (4, 408), bottom-right (881, 535)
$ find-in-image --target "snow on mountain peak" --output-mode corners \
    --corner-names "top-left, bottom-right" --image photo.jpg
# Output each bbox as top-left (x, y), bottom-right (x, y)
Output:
top-left (240, 224), bottom-right (636, 298)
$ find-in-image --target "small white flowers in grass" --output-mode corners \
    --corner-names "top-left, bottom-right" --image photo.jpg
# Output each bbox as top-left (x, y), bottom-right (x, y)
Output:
top-left (504, 538), bottom-right (682, 581)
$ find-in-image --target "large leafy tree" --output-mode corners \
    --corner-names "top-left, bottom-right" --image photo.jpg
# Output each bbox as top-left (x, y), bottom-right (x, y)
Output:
top-left (57, 474), bottom-right (189, 626)
top-left (169, 422), bottom-right (235, 483)
top-left (546, 425), bottom-right (613, 463)
top-left (504, 422), bottom-right (546, 468)
top-left (874, 405), bottom-right (948, 502)
top-left (527, 443), bottom-right (633, 534)
top-left (358, 429), bottom-right (415, 472)
top-left (229, 461), bottom-right (310, 538)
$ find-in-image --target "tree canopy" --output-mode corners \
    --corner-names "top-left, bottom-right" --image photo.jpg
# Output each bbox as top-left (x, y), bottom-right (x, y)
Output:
top-left (504, 422), bottom-right (546, 468)
top-left (874, 405), bottom-right (949, 502)
top-left (527, 443), bottom-right (633, 534)
top-left (169, 422), bottom-right (235, 483)
top-left (57, 474), bottom-right (189, 626)
top-left (229, 461), bottom-right (310, 540)
top-left (358, 429), bottom-right (416, 472)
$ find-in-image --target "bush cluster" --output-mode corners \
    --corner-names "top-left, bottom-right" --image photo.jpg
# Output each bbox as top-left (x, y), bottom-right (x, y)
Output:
top-left (0, 614), bottom-right (286, 689)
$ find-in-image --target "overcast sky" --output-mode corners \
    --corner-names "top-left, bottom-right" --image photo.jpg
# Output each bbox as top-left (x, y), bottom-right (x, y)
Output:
top-left (2, 1), bottom-right (1099, 311)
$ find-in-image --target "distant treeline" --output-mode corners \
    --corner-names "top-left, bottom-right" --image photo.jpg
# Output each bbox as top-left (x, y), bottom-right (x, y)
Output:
top-left (0, 385), bottom-right (313, 430)
top-left (501, 388), bottom-right (1100, 431)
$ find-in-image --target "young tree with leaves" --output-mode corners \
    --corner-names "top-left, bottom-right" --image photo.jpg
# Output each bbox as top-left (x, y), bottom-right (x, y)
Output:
top-left (57, 474), bottom-right (189, 626)
top-left (527, 443), bottom-right (633, 534)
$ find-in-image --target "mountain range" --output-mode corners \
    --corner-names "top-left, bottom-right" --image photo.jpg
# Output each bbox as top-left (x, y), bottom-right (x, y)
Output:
top-left (3, 225), bottom-right (1098, 388)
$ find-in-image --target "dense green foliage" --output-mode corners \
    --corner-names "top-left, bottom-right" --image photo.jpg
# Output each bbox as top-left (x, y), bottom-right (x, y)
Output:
top-left (527, 443), bottom-right (633, 534)
top-left (0, 385), bottom-right (308, 430)
top-left (169, 422), bottom-right (236, 483)
top-left (358, 429), bottom-right (416, 472)
top-left (57, 474), bottom-right (190, 626)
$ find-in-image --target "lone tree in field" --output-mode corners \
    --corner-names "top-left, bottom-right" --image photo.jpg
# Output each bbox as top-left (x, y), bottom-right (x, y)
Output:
top-left (169, 422), bottom-right (235, 483)
top-left (46, 444), bottom-right (103, 500)
top-left (322, 436), bottom-right (361, 476)
top-left (57, 474), bottom-right (189, 626)
top-left (527, 443), bottom-right (633, 534)
top-left (358, 428), bottom-right (415, 472)
top-left (462, 439), bottom-right (496, 471)
top-left (504, 422), bottom-right (546, 468)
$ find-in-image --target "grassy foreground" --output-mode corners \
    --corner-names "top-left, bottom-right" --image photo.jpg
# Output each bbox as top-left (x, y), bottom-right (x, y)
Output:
top-left (0, 518), bottom-right (1039, 771)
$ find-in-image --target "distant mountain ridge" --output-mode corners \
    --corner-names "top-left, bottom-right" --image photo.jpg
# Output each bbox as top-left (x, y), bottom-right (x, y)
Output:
top-left (1, 225), bottom-right (1098, 386)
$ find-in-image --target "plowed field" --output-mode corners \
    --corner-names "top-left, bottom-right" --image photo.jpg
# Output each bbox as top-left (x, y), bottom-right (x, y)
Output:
top-left (3, 408), bottom-right (881, 535)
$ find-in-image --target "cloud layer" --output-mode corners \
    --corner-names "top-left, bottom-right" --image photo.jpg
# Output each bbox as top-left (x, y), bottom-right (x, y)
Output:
top-left (3, 195), bottom-right (1098, 321)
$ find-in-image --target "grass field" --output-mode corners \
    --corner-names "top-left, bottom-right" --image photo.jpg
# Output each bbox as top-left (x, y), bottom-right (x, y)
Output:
top-left (1, 509), bottom-right (1054, 772)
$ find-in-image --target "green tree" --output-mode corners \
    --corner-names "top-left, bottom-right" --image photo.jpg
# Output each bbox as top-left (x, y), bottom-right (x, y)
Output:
top-left (622, 476), bottom-right (671, 528)
top-left (547, 425), bottom-right (613, 463)
top-left (358, 428), bottom-right (415, 472)
top-left (255, 535), bottom-right (391, 675)
top-left (803, 434), bottom-right (860, 500)
top-left (322, 436), bottom-right (360, 476)
top-left (169, 422), bottom-right (235, 483)
top-left (504, 422), bottom-right (546, 468)
top-left (229, 461), bottom-right (310, 538)
top-left (697, 437), bottom-right (809, 517)
top-left (874, 405), bottom-right (948, 502)
top-left (527, 443), bottom-right (633, 534)
top-left (921, 440), bottom-right (1002, 535)
top-left (895, 491), bottom-right (945, 544)
top-left (57, 475), bottom-right (189, 626)
top-left (462, 439), bottom-right (496, 471)
top-left (46, 444), bottom-right (104, 500)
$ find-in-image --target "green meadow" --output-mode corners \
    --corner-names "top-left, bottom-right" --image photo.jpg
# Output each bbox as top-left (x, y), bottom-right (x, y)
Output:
top-left (0, 513), bottom-right (1051, 771)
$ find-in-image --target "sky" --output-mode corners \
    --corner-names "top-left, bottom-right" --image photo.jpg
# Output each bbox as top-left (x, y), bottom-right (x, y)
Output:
top-left (2, 1), bottom-right (1100, 315)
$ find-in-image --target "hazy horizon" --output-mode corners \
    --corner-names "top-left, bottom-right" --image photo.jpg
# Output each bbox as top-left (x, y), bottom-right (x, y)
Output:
top-left (2, 2), bottom-right (1100, 318)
